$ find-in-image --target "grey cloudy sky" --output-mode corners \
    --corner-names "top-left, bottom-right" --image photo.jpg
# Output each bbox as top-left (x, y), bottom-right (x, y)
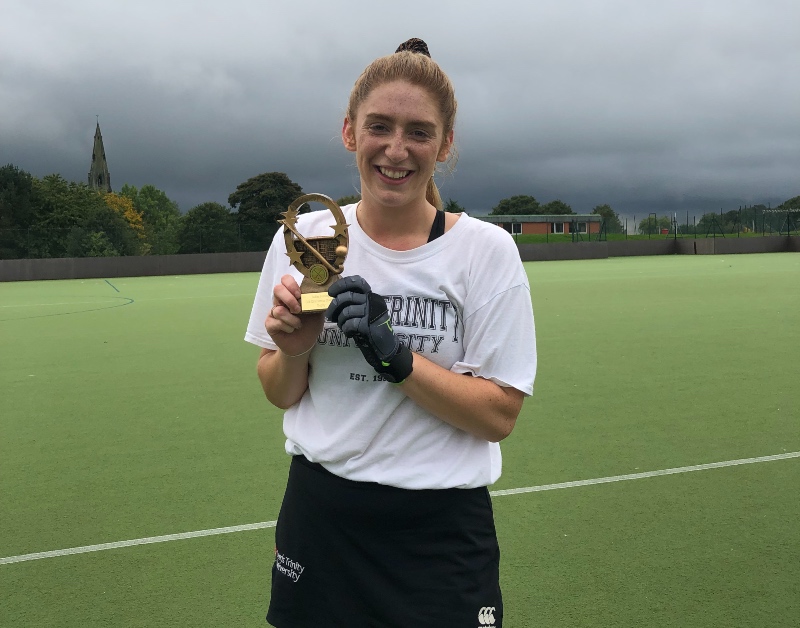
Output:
top-left (1, 0), bottom-right (798, 222)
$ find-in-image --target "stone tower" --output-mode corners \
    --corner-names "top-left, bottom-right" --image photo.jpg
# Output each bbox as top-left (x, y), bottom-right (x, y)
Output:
top-left (88, 121), bottom-right (112, 192)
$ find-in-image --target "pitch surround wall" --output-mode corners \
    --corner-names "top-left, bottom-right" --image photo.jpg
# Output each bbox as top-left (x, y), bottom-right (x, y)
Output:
top-left (0, 238), bottom-right (798, 282)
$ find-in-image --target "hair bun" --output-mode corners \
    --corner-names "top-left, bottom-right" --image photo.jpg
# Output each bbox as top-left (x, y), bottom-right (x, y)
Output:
top-left (395, 38), bottom-right (431, 58)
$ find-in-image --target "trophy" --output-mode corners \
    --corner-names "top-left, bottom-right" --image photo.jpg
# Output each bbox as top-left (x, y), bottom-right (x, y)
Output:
top-left (278, 193), bottom-right (349, 312)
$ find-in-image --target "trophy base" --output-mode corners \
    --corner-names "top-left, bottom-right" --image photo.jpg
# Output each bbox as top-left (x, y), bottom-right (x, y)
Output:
top-left (300, 277), bottom-right (333, 312)
top-left (301, 292), bottom-right (333, 312)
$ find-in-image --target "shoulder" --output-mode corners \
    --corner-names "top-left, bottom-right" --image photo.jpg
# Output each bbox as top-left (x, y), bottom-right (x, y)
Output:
top-left (458, 213), bottom-right (516, 242)
top-left (452, 213), bottom-right (522, 261)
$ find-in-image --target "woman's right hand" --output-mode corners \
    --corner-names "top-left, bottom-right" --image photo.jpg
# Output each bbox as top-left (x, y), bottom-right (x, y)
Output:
top-left (266, 274), bottom-right (325, 358)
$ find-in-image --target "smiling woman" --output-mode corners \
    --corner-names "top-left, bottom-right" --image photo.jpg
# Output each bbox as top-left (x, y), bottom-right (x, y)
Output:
top-left (344, 37), bottom-right (458, 220)
top-left (245, 38), bottom-right (537, 628)
top-left (342, 80), bottom-right (453, 230)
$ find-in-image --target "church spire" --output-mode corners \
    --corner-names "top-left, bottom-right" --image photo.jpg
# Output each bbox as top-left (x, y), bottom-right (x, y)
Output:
top-left (88, 120), bottom-right (112, 192)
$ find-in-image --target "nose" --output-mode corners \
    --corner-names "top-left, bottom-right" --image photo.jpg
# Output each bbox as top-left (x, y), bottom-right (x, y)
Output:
top-left (385, 130), bottom-right (409, 163)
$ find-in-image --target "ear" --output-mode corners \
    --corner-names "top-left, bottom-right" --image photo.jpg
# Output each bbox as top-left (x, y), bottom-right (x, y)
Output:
top-left (437, 129), bottom-right (454, 162)
top-left (342, 117), bottom-right (357, 152)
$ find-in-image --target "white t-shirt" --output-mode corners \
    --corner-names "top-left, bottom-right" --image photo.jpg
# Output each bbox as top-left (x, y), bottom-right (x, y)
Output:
top-left (245, 204), bottom-right (537, 489)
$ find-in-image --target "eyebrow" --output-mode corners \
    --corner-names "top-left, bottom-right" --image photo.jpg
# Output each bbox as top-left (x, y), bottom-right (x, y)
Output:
top-left (363, 113), bottom-right (438, 131)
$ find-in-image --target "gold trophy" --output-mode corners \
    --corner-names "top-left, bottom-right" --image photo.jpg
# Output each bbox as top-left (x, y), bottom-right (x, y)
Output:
top-left (278, 193), bottom-right (349, 312)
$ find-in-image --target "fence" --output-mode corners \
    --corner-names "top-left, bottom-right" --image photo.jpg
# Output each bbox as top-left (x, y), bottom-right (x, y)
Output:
top-left (618, 207), bottom-right (799, 239)
top-left (2, 236), bottom-right (798, 282)
top-left (0, 252), bottom-right (267, 282)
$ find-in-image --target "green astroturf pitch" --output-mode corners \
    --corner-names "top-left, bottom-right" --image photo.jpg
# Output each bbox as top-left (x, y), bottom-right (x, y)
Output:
top-left (1, 253), bottom-right (798, 627)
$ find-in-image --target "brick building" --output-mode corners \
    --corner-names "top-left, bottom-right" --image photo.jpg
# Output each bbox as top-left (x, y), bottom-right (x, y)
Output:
top-left (477, 214), bottom-right (602, 235)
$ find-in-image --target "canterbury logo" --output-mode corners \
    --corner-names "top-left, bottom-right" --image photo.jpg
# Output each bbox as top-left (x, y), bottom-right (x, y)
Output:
top-left (478, 606), bottom-right (496, 625)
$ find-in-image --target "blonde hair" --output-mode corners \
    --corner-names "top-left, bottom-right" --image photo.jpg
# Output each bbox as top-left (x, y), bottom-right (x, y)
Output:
top-left (347, 42), bottom-right (457, 210)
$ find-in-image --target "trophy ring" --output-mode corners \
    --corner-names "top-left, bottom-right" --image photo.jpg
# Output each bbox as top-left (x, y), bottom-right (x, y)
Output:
top-left (278, 193), bottom-right (349, 312)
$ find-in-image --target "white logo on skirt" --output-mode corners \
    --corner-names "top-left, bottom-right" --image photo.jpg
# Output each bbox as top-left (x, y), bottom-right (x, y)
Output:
top-left (478, 606), bottom-right (496, 625)
top-left (275, 549), bottom-right (305, 583)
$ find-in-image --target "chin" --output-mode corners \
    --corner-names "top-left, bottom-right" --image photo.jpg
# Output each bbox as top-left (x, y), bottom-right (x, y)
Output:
top-left (365, 189), bottom-right (409, 208)
top-left (370, 185), bottom-right (427, 209)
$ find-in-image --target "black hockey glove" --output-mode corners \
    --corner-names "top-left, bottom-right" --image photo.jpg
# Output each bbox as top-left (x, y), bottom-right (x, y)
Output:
top-left (325, 275), bottom-right (413, 384)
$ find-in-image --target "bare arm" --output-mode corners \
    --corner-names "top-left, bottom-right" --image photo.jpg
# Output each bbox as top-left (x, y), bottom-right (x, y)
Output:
top-left (325, 275), bottom-right (526, 441)
top-left (257, 275), bottom-right (324, 409)
top-left (399, 353), bottom-right (525, 442)
top-left (256, 347), bottom-right (314, 409)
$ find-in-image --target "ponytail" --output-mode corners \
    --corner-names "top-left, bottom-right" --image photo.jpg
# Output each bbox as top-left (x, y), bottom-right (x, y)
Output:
top-left (426, 177), bottom-right (443, 211)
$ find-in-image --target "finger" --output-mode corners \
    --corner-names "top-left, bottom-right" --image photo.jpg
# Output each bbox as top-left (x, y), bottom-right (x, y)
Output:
top-left (273, 284), bottom-right (301, 314)
top-left (335, 302), bottom-right (368, 329)
top-left (268, 311), bottom-right (303, 335)
top-left (280, 274), bottom-right (302, 301)
top-left (327, 275), bottom-right (371, 298)
top-left (340, 313), bottom-right (367, 337)
top-left (326, 291), bottom-right (367, 322)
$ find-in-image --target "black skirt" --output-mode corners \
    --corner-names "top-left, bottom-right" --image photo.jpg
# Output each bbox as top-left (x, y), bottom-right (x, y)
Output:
top-left (266, 455), bottom-right (503, 628)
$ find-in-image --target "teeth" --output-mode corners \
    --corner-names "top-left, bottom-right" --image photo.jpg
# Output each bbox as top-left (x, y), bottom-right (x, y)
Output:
top-left (379, 167), bottom-right (410, 179)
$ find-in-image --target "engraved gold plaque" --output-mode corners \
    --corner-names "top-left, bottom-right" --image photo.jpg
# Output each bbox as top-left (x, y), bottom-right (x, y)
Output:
top-left (278, 193), bottom-right (349, 312)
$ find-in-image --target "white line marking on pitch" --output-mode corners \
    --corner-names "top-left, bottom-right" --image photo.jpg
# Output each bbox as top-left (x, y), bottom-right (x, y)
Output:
top-left (133, 294), bottom-right (253, 302)
top-left (2, 450), bottom-right (798, 566)
top-left (0, 522), bottom-right (277, 566)
top-left (489, 450), bottom-right (800, 496)
top-left (0, 300), bottom-right (121, 308)
top-left (0, 294), bottom-right (250, 308)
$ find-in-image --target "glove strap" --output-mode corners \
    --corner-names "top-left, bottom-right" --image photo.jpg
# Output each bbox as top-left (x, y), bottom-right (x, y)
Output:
top-left (378, 344), bottom-right (414, 384)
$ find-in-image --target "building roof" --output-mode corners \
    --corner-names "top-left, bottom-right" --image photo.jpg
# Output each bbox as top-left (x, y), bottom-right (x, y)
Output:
top-left (477, 214), bottom-right (602, 223)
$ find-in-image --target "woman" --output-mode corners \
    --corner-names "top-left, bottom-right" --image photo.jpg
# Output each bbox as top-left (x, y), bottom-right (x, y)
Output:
top-left (245, 38), bottom-right (536, 627)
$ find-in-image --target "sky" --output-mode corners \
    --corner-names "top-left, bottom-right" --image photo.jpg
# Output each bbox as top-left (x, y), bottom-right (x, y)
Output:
top-left (1, 0), bottom-right (798, 224)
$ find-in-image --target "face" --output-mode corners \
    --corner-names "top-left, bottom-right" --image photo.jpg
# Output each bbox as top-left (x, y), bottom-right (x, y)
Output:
top-left (342, 80), bottom-right (453, 211)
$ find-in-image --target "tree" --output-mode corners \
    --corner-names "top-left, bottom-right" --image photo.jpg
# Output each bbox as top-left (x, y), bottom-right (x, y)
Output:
top-left (27, 174), bottom-right (142, 258)
top-left (121, 184), bottom-right (180, 226)
top-left (120, 183), bottom-right (181, 254)
top-left (104, 192), bottom-right (145, 243)
top-left (591, 204), bottom-right (624, 234)
top-left (637, 215), bottom-right (673, 235)
top-left (0, 164), bottom-right (36, 258)
top-left (745, 203), bottom-right (786, 233)
top-left (228, 172), bottom-right (304, 251)
top-left (777, 195), bottom-right (800, 211)
top-left (776, 196), bottom-right (800, 233)
top-left (540, 199), bottom-right (574, 215)
top-left (695, 210), bottom-right (745, 235)
top-left (71, 197), bottom-right (142, 257)
top-left (444, 198), bottom-right (465, 213)
top-left (490, 195), bottom-right (540, 215)
top-left (67, 230), bottom-right (120, 257)
top-left (336, 194), bottom-right (361, 206)
top-left (177, 202), bottom-right (238, 253)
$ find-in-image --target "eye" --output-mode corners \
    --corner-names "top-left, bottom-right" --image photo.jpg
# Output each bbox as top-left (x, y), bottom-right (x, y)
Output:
top-left (367, 123), bottom-right (389, 134)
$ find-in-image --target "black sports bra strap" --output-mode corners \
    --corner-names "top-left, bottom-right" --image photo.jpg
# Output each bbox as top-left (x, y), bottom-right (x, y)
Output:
top-left (427, 210), bottom-right (446, 243)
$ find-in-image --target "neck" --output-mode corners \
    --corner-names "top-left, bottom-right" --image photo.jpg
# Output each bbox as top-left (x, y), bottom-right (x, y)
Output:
top-left (357, 197), bottom-right (437, 251)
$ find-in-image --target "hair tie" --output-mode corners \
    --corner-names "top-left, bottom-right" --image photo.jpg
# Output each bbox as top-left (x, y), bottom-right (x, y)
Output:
top-left (395, 38), bottom-right (431, 58)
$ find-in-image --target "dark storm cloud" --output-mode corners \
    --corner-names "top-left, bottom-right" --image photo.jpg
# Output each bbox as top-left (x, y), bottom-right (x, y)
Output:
top-left (1, 0), bottom-right (798, 222)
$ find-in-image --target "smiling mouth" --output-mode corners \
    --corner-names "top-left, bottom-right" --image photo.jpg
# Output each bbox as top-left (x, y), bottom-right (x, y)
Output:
top-left (377, 166), bottom-right (412, 180)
